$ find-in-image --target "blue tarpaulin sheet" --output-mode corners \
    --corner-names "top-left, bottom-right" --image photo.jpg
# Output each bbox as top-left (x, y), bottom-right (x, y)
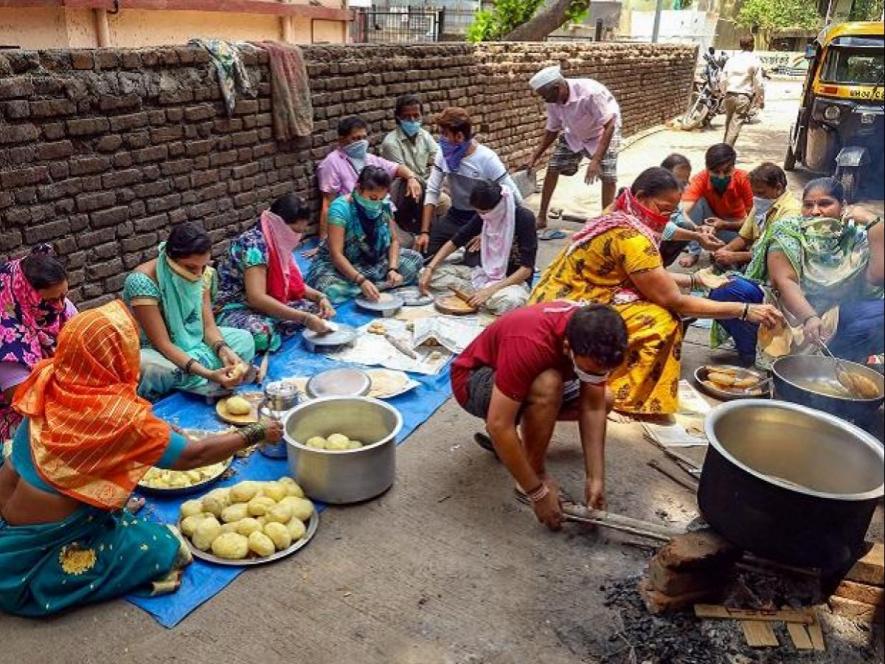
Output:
top-left (126, 296), bottom-right (453, 627)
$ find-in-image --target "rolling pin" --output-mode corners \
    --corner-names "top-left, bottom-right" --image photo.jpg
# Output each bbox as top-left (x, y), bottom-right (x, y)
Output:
top-left (449, 286), bottom-right (474, 304)
top-left (385, 333), bottom-right (417, 359)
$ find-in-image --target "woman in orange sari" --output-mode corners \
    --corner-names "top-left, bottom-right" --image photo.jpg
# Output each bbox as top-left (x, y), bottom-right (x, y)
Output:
top-left (0, 301), bottom-right (281, 616)
top-left (530, 167), bottom-right (782, 415)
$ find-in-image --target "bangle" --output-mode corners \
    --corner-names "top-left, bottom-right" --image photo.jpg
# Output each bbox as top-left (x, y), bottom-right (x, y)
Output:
top-left (388, 267), bottom-right (400, 274)
top-left (739, 303), bottom-right (750, 321)
top-left (418, 231), bottom-right (430, 237)
top-left (526, 483), bottom-right (550, 504)
top-left (689, 273), bottom-right (697, 291)
top-left (212, 340), bottom-right (229, 354)
top-left (183, 358), bottom-right (197, 375)
top-left (239, 423), bottom-right (267, 446)
top-left (802, 313), bottom-right (820, 325)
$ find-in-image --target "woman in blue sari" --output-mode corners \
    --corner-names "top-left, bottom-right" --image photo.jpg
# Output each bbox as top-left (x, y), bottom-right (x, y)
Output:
top-left (307, 166), bottom-right (423, 303)
top-left (0, 301), bottom-right (281, 616)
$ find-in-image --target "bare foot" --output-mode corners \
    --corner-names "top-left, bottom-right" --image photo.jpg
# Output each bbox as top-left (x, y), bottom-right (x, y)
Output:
top-left (608, 411), bottom-right (675, 425)
top-left (679, 253), bottom-right (700, 268)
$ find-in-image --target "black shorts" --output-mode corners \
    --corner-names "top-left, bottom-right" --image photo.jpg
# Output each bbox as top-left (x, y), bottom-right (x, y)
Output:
top-left (462, 366), bottom-right (581, 419)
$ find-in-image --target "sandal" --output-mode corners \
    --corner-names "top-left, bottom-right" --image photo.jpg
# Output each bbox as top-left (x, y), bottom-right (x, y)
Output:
top-left (537, 228), bottom-right (567, 241)
top-left (473, 432), bottom-right (499, 460)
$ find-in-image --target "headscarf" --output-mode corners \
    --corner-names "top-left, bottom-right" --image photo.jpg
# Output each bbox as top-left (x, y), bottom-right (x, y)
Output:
top-left (155, 242), bottom-right (205, 353)
top-left (13, 301), bottom-right (171, 510)
top-left (744, 216), bottom-right (874, 311)
top-left (0, 247), bottom-right (75, 439)
top-left (471, 189), bottom-right (516, 289)
top-left (260, 210), bottom-right (306, 302)
top-left (568, 187), bottom-right (669, 255)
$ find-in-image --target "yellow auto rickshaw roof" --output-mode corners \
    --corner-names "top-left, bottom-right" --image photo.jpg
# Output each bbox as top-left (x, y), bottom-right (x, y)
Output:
top-left (817, 21), bottom-right (884, 46)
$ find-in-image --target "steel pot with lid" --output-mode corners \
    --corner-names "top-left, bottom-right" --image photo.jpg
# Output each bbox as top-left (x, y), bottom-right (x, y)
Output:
top-left (698, 399), bottom-right (884, 571)
top-left (283, 396), bottom-right (402, 504)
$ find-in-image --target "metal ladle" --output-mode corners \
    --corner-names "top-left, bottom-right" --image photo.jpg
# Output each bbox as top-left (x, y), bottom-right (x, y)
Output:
top-left (817, 339), bottom-right (880, 399)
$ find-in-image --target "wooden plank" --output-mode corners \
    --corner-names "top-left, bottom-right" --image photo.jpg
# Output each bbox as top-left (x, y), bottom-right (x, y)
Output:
top-left (806, 609), bottom-right (826, 651)
top-left (845, 543), bottom-right (885, 587)
top-left (834, 579), bottom-right (885, 607)
top-left (694, 604), bottom-right (813, 624)
top-left (828, 596), bottom-right (885, 624)
top-left (741, 620), bottom-right (779, 647)
top-left (786, 623), bottom-right (814, 650)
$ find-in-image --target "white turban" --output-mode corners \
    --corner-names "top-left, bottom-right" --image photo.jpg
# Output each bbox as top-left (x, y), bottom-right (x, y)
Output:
top-left (529, 65), bottom-right (563, 91)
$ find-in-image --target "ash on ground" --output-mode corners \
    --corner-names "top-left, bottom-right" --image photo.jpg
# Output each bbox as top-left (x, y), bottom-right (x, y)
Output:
top-left (568, 577), bottom-right (881, 664)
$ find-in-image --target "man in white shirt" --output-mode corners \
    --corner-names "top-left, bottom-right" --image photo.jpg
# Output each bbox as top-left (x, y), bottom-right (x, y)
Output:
top-left (721, 36), bottom-right (764, 146)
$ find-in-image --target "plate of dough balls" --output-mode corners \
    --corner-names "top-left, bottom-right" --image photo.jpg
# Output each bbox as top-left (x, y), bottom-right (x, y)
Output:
top-left (216, 392), bottom-right (264, 425)
top-left (178, 476), bottom-right (319, 566)
top-left (138, 430), bottom-right (233, 495)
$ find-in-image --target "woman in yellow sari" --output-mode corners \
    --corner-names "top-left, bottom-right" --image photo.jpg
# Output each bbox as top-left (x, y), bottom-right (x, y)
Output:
top-left (531, 167), bottom-right (782, 415)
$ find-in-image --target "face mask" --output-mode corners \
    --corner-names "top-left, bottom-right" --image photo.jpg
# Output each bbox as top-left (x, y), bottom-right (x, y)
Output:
top-left (344, 139), bottom-right (369, 161)
top-left (753, 196), bottom-right (775, 219)
top-left (39, 298), bottom-right (66, 316)
top-left (570, 352), bottom-right (609, 384)
top-left (439, 137), bottom-right (471, 172)
top-left (710, 174), bottom-right (731, 193)
top-left (635, 198), bottom-right (671, 227)
top-left (399, 119), bottom-right (421, 138)
top-left (353, 191), bottom-right (384, 218)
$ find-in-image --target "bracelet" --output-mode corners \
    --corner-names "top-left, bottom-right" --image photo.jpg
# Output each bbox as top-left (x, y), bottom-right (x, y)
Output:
top-left (526, 483), bottom-right (550, 504)
top-left (239, 423), bottom-right (267, 446)
top-left (212, 340), bottom-right (229, 354)
top-left (739, 303), bottom-right (750, 321)
top-left (388, 267), bottom-right (400, 274)
top-left (801, 313), bottom-right (820, 325)
top-left (183, 358), bottom-right (197, 375)
top-left (418, 231), bottom-right (430, 237)
top-left (689, 273), bottom-right (697, 291)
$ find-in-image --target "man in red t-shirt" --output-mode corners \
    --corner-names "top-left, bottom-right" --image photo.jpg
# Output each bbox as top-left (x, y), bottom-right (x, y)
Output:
top-left (679, 143), bottom-right (753, 267)
top-left (451, 302), bottom-right (628, 531)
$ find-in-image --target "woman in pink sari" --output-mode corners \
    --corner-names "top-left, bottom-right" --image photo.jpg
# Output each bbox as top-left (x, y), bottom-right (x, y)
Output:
top-left (0, 247), bottom-right (76, 440)
top-left (216, 193), bottom-right (336, 352)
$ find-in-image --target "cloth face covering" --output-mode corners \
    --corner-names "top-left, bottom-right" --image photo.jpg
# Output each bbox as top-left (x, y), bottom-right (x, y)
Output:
top-left (471, 189), bottom-right (516, 289)
top-left (260, 210), bottom-right (305, 302)
top-left (710, 174), bottom-right (732, 194)
top-left (439, 137), bottom-right (471, 172)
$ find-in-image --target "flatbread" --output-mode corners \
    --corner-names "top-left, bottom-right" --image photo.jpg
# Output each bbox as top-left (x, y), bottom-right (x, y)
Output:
top-left (435, 295), bottom-right (477, 315)
top-left (759, 320), bottom-right (793, 358)
top-left (694, 267), bottom-right (730, 290)
top-left (366, 369), bottom-right (410, 398)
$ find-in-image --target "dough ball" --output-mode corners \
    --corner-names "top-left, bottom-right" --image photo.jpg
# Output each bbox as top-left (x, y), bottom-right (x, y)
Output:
top-left (235, 517), bottom-right (263, 537)
top-left (211, 532), bottom-right (249, 560)
top-left (346, 440), bottom-right (363, 450)
top-left (180, 499), bottom-right (203, 519)
top-left (192, 516), bottom-right (222, 551)
top-left (228, 363), bottom-right (249, 381)
top-left (261, 481), bottom-right (287, 502)
top-left (225, 395), bottom-right (252, 416)
top-left (327, 433), bottom-right (350, 447)
top-left (285, 517), bottom-right (306, 541)
top-left (247, 495), bottom-right (277, 517)
top-left (221, 502), bottom-right (249, 524)
top-left (220, 522), bottom-right (239, 534)
top-left (180, 515), bottom-right (204, 537)
top-left (230, 481), bottom-right (260, 503)
top-left (247, 531), bottom-right (275, 557)
top-left (278, 476), bottom-right (305, 498)
top-left (263, 521), bottom-right (292, 551)
top-left (288, 497), bottom-right (314, 522)
top-left (201, 489), bottom-right (230, 517)
top-left (256, 515), bottom-right (267, 527)
top-left (305, 436), bottom-right (327, 449)
top-left (266, 502), bottom-right (293, 524)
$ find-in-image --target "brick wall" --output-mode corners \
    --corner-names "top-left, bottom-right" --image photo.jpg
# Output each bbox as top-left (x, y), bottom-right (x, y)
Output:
top-left (0, 41), bottom-right (696, 308)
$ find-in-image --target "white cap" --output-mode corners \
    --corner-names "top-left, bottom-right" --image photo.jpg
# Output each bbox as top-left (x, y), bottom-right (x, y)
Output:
top-left (529, 65), bottom-right (563, 91)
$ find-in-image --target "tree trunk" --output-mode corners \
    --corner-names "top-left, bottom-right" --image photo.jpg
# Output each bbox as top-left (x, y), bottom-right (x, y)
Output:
top-left (501, 0), bottom-right (581, 41)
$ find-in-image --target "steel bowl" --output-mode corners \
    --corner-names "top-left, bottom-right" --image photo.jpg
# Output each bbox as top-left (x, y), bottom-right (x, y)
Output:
top-left (699, 399), bottom-right (884, 571)
top-left (284, 396), bottom-right (403, 504)
top-left (771, 355), bottom-right (884, 429)
top-left (306, 368), bottom-right (371, 399)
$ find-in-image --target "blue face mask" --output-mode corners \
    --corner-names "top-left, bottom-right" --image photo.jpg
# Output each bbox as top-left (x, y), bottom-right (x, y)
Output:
top-left (439, 137), bottom-right (470, 172)
top-left (344, 139), bottom-right (369, 161)
top-left (399, 119), bottom-right (421, 138)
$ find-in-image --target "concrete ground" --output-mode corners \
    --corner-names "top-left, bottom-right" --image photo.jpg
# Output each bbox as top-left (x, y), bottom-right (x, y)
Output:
top-left (2, 81), bottom-right (882, 664)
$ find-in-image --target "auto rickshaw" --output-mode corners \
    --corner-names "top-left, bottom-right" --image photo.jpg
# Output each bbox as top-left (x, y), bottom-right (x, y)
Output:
top-left (785, 21), bottom-right (884, 201)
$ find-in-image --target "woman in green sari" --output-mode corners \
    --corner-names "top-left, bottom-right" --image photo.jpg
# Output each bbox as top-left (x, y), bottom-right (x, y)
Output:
top-left (708, 177), bottom-right (883, 365)
top-left (0, 301), bottom-right (282, 616)
top-left (123, 223), bottom-right (256, 400)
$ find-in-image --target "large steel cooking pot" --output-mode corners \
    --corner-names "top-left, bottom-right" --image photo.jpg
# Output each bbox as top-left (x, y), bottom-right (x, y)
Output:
top-left (698, 399), bottom-right (884, 571)
top-left (771, 355), bottom-right (884, 429)
top-left (284, 396), bottom-right (402, 504)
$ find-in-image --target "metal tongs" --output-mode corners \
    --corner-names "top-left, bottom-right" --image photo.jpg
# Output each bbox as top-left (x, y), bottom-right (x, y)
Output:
top-left (561, 502), bottom-right (686, 543)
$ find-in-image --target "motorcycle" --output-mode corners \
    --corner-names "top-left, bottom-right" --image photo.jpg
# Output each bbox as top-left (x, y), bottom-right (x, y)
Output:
top-left (681, 48), bottom-right (728, 130)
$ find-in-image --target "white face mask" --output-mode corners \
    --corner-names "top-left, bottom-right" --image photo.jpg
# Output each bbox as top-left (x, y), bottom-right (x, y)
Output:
top-left (570, 352), bottom-right (609, 384)
top-left (753, 196), bottom-right (775, 220)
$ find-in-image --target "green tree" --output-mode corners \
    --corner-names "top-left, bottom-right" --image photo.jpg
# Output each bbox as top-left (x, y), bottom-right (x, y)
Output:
top-left (849, 0), bottom-right (884, 21)
top-left (467, 0), bottom-right (590, 43)
top-left (736, 0), bottom-right (822, 49)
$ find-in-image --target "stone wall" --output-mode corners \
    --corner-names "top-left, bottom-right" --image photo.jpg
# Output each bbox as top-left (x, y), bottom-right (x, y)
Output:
top-left (0, 41), bottom-right (696, 308)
